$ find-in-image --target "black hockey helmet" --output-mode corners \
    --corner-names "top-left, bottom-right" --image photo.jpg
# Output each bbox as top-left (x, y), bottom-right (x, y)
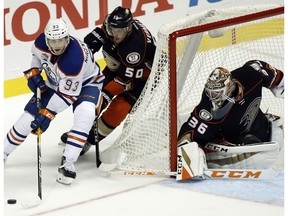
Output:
top-left (107, 6), bottom-right (134, 28)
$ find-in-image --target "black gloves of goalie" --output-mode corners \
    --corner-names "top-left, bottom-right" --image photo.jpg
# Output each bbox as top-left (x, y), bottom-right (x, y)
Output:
top-left (23, 68), bottom-right (47, 93)
top-left (84, 27), bottom-right (105, 54)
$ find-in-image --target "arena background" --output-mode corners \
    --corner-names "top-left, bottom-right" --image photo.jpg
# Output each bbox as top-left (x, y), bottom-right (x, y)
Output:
top-left (3, 0), bottom-right (283, 97)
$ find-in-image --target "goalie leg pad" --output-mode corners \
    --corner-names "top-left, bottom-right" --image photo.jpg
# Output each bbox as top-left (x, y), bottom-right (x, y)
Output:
top-left (205, 142), bottom-right (280, 169)
top-left (270, 117), bottom-right (284, 148)
top-left (177, 140), bottom-right (207, 181)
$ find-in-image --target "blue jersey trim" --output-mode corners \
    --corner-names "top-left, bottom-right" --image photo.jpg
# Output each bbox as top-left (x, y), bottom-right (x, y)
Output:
top-left (34, 33), bottom-right (49, 52)
top-left (57, 37), bottom-right (84, 76)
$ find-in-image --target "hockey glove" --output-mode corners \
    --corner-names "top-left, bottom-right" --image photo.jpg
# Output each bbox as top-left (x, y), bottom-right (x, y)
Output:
top-left (84, 27), bottom-right (105, 54)
top-left (31, 109), bottom-right (56, 134)
top-left (23, 68), bottom-right (47, 93)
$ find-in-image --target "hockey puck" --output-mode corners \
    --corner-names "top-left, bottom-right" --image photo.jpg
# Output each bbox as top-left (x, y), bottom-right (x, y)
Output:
top-left (7, 199), bottom-right (17, 204)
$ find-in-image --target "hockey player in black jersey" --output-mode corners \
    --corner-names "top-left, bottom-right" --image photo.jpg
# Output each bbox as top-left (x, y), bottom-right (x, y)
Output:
top-left (177, 60), bottom-right (284, 180)
top-left (60, 6), bottom-right (156, 156)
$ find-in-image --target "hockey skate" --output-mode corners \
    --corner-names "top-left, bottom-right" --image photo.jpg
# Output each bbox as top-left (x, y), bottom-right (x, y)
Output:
top-left (57, 156), bottom-right (76, 185)
top-left (59, 132), bottom-right (92, 156)
top-left (80, 142), bottom-right (92, 156)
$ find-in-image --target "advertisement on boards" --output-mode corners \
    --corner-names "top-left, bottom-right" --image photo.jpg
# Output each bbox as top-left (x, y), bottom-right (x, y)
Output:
top-left (4, 0), bottom-right (283, 96)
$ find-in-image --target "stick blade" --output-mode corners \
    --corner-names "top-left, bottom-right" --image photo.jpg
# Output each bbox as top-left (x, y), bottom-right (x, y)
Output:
top-left (21, 196), bottom-right (42, 209)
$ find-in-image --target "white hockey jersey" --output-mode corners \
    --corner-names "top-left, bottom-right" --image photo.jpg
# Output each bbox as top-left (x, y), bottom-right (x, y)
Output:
top-left (30, 33), bottom-right (104, 113)
top-left (31, 33), bottom-right (102, 96)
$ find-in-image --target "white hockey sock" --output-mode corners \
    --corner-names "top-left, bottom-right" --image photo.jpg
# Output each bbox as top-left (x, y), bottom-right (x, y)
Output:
top-left (4, 112), bottom-right (34, 155)
top-left (63, 144), bottom-right (82, 163)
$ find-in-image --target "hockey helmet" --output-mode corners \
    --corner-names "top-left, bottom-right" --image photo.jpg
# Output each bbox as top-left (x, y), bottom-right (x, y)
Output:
top-left (106, 6), bottom-right (134, 39)
top-left (205, 67), bottom-right (235, 110)
top-left (107, 6), bottom-right (133, 28)
top-left (45, 18), bottom-right (70, 55)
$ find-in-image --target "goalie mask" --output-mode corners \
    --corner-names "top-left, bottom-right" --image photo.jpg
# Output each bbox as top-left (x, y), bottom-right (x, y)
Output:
top-left (205, 67), bottom-right (235, 111)
top-left (45, 18), bottom-right (70, 55)
top-left (106, 6), bottom-right (134, 43)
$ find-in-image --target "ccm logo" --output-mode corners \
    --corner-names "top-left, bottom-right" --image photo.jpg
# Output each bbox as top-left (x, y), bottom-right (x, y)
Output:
top-left (210, 170), bottom-right (262, 179)
top-left (123, 171), bottom-right (152, 176)
top-left (177, 155), bottom-right (182, 175)
top-left (205, 143), bottom-right (228, 152)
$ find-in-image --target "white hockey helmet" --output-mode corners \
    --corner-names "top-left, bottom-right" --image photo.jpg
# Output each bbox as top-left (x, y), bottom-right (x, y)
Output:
top-left (205, 67), bottom-right (235, 110)
top-left (44, 18), bottom-right (70, 55)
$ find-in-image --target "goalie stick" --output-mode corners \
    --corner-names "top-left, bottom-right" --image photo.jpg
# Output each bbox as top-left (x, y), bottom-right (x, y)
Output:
top-left (105, 168), bottom-right (277, 180)
top-left (106, 142), bottom-right (284, 180)
top-left (99, 141), bottom-right (279, 172)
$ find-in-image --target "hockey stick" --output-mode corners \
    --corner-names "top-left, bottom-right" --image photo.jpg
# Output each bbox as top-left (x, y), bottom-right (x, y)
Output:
top-left (93, 117), bottom-right (102, 167)
top-left (106, 170), bottom-right (177, 177)
top-left (106, 168), bottom-right (278, 180)
top-left (204, 141), bottom-right (278, 154)
top-left (106, 143), bottom-right (284, 180)
top-left (204, 145), bottom-right (283, 180)
top-left (36, 88), bottom-right (42, 200)
top-left (99, 142), bottom-right (279, 172)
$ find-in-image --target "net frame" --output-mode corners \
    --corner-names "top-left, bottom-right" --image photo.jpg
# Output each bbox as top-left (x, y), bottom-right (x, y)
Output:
top-left (104, 4), bottom-right (284, 173)
top-left (168, 5), bottom-right (284, 172)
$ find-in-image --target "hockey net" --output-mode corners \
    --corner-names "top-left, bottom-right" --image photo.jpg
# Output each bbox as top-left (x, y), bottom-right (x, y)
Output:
top-left (102, 4), bottom-right (284, 173)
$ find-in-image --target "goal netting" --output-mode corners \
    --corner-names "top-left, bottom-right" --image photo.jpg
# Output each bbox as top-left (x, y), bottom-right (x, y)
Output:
top-left (102, 4), bottom-right (284, 173)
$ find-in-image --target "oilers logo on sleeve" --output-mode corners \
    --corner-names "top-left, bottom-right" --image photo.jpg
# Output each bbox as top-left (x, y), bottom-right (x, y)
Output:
top-left (42, 62), bottom-right (60, 86)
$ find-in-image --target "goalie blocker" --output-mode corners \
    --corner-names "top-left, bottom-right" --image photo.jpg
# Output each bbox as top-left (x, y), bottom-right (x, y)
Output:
top-left (177, 140), bottom-right (207, 180)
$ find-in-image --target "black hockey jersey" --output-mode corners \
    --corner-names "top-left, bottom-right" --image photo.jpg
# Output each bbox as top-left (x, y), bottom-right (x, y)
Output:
top-left (99, 19), bottom-right (156, 99)
top-left (178, 60), bottom-right (283, 146)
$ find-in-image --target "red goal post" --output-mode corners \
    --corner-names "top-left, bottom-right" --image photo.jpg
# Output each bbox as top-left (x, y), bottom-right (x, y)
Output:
top-left (168, 5), bottom-right (284, 172)
top-left (102, 4), bottom-right (284, 174)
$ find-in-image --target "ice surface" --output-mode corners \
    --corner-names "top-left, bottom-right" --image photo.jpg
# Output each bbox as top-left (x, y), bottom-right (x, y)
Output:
top-left (3, 94), bottom-right (284, 216)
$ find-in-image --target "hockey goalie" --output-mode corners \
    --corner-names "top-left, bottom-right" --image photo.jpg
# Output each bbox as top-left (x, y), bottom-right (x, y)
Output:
top-left (177, 60), bottom-right (284, 180)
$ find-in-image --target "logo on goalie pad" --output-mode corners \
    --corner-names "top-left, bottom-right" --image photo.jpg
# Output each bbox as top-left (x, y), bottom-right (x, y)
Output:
top-left (177, 155), bottom-right (182, 175)
top-left (205, 143), bottom-right (228, 153)
top-left (208, 170), bottom-right (262, 179)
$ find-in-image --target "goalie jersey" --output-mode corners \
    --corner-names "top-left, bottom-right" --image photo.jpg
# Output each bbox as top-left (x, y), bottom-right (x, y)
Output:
top-left (178, 60), bottom-right (284, 146)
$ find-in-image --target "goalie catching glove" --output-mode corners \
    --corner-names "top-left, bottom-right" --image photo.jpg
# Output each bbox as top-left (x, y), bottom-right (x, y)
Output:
top-left (23, 68), bottom-right (47, 93)
top-left (31, 109), bottom-right (56, 134)
top-left (177, 139), bottom-right (207, 181)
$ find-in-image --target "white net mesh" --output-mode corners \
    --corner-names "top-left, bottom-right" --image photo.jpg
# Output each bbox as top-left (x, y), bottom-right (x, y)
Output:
top-left (103, 4), bottom-right (284, 172)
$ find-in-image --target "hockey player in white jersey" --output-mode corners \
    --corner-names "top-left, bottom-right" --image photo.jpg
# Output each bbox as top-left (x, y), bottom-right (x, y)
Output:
top-left (4, 18), bottom-right (104, 185)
